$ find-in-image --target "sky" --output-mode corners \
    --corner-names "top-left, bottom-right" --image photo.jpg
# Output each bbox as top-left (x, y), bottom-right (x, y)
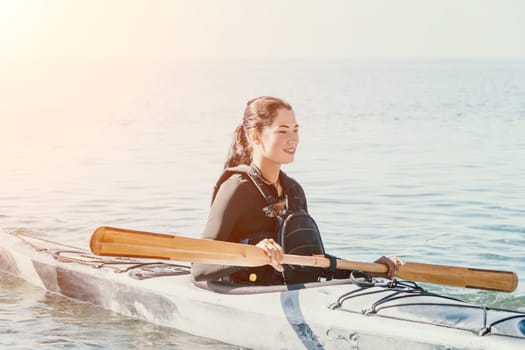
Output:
top-left (0, 0), bottom-right (524, 60)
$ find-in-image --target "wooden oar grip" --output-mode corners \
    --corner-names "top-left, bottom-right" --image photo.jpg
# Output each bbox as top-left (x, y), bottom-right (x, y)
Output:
top-left (282, 255), bottom-right (388, 274)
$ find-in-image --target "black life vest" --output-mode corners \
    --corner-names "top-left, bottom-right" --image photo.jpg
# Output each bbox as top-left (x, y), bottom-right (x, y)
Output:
top-left (213, 165), bottom-right (330, 285)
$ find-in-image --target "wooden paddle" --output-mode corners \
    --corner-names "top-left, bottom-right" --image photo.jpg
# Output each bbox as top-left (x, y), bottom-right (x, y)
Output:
top-left (90, 226), bottom-right (518, 292)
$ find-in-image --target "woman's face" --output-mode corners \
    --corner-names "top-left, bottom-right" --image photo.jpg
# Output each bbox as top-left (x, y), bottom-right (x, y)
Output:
top-left (253, 108), bottom-right (299, 166)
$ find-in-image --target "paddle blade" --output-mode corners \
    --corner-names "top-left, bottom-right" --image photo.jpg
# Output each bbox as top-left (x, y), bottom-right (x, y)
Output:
top-left (396, 262), bottom-right (518, 293)
top-left (90, 226), bottom-right (270, 267)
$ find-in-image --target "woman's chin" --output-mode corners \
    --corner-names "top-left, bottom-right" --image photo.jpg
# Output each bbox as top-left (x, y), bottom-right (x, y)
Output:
top-left (280, 156), bottom-right (295, 164)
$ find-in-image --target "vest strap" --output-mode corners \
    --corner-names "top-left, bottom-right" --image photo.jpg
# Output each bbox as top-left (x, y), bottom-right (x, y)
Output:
top-left (212, 164), bottom-right (279, 209)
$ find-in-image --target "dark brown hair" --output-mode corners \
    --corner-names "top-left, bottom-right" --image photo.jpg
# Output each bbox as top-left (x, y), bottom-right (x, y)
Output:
top-left (224, 96), bottom-right (292, 168)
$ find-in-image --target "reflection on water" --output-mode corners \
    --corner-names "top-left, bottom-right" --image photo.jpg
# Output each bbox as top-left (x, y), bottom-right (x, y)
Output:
top-left (0, 273), bottom-right (244, 349)
top-left (1, 59), bottom-right (524, 347)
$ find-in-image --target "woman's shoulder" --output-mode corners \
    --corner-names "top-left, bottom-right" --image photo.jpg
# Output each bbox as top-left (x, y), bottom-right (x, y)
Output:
top-left (221, 172), bottom-right (253, 188)
top-left (212, 171), bottom-right (257, 202)
top-left (280, 171), bottom-right (304, 192)
top-left (279, 171), bottom-right (308, 212)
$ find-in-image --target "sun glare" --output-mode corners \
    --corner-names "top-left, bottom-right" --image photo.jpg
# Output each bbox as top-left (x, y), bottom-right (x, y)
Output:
top-left (0, 1), bottom-right (50, 59)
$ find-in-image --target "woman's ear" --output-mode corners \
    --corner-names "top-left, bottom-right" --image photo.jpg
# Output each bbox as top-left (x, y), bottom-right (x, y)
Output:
top-left (249, 128), bottom-right (261, 145)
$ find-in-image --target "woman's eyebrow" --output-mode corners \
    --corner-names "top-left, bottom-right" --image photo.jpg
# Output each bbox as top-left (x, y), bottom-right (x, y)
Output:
top-left (277, 124), bottom-right (299, 128)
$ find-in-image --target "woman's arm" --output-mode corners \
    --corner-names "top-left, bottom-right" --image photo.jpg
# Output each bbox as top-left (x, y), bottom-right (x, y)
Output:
top-left (191, 175), bottom-right (246, 281)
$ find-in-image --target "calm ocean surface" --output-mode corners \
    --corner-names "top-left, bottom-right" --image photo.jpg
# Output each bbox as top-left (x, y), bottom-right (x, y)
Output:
top-left (1, 59), bottom-right (524, 348)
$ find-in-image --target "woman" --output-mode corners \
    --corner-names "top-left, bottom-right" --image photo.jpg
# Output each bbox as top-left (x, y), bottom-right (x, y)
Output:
top-left (191, 96), bottom-right (399, 284)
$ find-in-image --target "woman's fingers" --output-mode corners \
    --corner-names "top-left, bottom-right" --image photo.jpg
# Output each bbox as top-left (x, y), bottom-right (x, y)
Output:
top-left (374, 256), bottom-right (405, 279)
top-left (390, 256), bottom-right (406, 270)
top-left (256, 238), bottom-right (284, 272)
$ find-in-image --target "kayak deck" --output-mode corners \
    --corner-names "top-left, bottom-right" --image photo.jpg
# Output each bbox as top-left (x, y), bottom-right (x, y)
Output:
top-left (194, 279), bottom-right (525, 339)
top-left (1, 231), bottom-right (524, 350)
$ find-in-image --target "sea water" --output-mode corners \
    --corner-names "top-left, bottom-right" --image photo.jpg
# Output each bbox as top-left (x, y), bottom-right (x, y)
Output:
top-left (1, 59), bottom-right (524, 348)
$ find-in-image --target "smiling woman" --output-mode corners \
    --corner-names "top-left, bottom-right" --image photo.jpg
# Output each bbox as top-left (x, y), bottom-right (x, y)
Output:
top-left (192, 96), bottom-right (300, 284)
top-left (190, 96), bottom-right (400, 285)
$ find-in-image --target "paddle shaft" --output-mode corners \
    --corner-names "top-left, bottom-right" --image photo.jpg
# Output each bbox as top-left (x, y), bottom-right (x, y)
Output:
top-left (90, 226), bottom-right (518, 292)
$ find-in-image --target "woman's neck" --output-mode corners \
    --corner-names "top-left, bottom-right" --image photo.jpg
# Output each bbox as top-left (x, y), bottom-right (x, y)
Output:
top-left (252, 157), bottom-right (280, 184)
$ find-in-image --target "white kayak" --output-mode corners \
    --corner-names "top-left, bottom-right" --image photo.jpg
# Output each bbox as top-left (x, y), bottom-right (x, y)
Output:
top-left (1, 231), bottom-right (524, 350)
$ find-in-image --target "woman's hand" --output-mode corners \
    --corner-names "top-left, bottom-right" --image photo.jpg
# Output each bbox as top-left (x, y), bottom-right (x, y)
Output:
top-left (373, 256), bottom-right (405, 279)
top-left (256, 238), bottom-right (284, 272)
